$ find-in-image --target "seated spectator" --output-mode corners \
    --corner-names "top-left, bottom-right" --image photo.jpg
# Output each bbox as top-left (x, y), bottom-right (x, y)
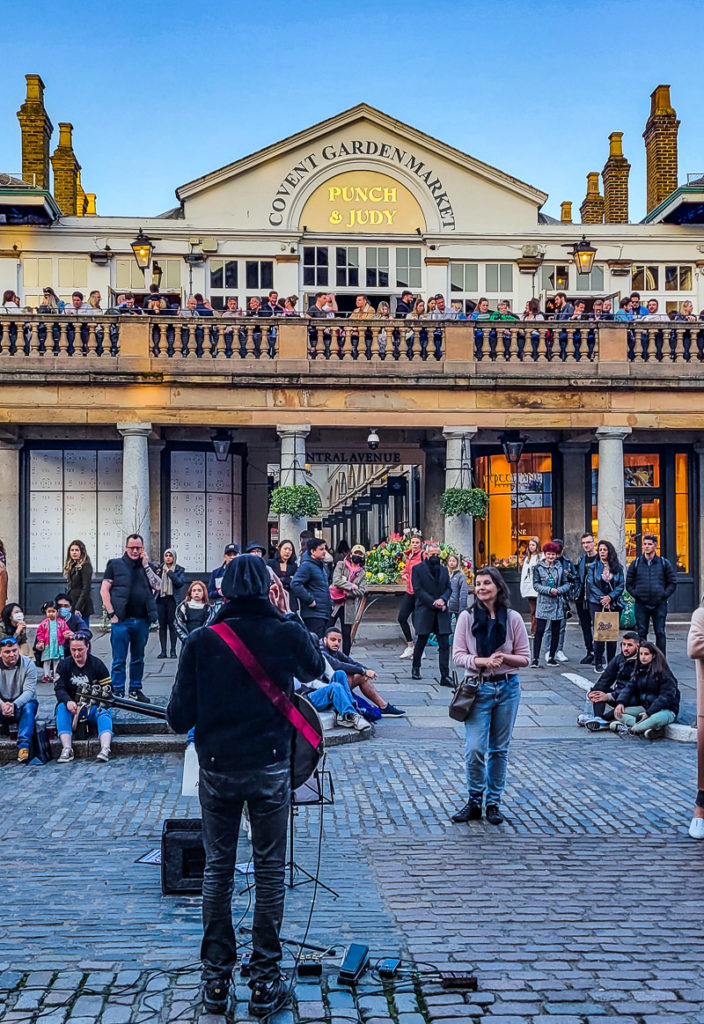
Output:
top-left (570, 299), bottom-right (587, 320)
top-left (450, 300), bottom-right (467, 320)
top-left (259, 291), bottom-right (284, 316)
top-left (602, 298), bottom-right (613, 316)
top-left (675, 300), bottom-right (697, 322)
top-left (220, 296), bottom-right (242, 318)
top-left (406, 298), bottom-right (426, 320)
top-left (469, 297), bottom-right (492, 321)
top-left (295, 664), bottom-right (370, 732)
top-left (349, 295), bottom-right (375, 319)
top-left (0, 635), bottom-right (38, 763)
top-left (523, 298), bottom-right (545, 321)
top-left (426, 297), bottom-right (437, 315)
top-left (35, 600), bottom-right (73, 683)
top-left (630, 292), bottom-right (648, 317)
top-left (491, 299), bottom-right (518, 321)
top-left (611, 641), bottom-right (680, 739)
top-left (1, 290), bottom-right (20, 311)
top-left (640, 298), bottom-right (669, 323)
top-left (592, 298), bottom-right (613, 321)
top-left (175, 580), bottom-right (214, 641)
top-left (66, 291), bottom-right (91, 313)
top-left (395, 290), bottom-right (414, 317)
top-left (320, 627), bottom-right (405, 716)
top-left (38, 286), bottom-right (64, 313)
top-left (193, 293), bottom-right (214, 317)
top-left (247, 296), bottom-right (262, 316)
top-left (55, 635), bottom-right (113, 763)
top-left (54, 593), bottom-right (92, 656)
top-left (87, 290), bottom-right (103, 312)
top-left (429, 294), bottom-right (457, 320)
top-left (577, 632), bottom-right (639, 731)
top-left (118, 293), bottom-right (143, 315)
top-left (0, 602), bottom-right (31, 657)
top-left (145, 297), bottom-right (166, 314)
top-left (614, 296), bottom-right (633, 321)
top-left (282, 295), bottom-right (299, 316)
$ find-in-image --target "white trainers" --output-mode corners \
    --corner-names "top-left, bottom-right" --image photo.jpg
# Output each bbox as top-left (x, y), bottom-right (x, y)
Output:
top-left (555, 650), bottom-right (569, 662)
top-left (336, 712), bottom-right (371, 732)
top-left (688, 817), bottom-right (704, 840)
top-left (96, 746), bottom-right (111, 763)
top-left (399, 646), bottom-right (414, 660)
top-left (57, 747), bottom-right (74, 763)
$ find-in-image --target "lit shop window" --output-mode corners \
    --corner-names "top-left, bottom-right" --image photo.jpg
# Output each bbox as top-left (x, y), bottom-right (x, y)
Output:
top-left (474, 453), bottom-right (553, 569)
top-left (675, 453), bottom-right (689, 573)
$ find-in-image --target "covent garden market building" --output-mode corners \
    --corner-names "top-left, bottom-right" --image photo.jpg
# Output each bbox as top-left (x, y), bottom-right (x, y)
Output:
top-left (1, 74), bottom-right (704, 611)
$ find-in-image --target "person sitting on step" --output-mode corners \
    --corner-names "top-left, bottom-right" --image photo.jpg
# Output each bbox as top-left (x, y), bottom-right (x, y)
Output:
top-left (320, 627), bottom-right (405, 717)
top-left (55, 634), bottom-right (113, 763)
top-left (577, 632), bottom-right (639, 731)
top-left (0, 635), bottom-right (38, 764)
top-left (295, 663), bottom-right (370, 733)
top-left (610, 641), bottom-right (680, 740)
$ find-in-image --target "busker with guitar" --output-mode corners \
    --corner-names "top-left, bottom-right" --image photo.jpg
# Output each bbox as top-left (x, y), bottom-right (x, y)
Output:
top-left (166, 555), bottom-right (325, 1019)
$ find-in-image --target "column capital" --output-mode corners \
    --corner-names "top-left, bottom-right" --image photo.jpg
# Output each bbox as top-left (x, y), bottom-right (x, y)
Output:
top-left (276, 424), bottom-right (311, 439)
top-left (442, 426), bottom-right (478, 441)
top-left (595, 426), bottom-right (632, 442)
top-left (117, 422), bottom-right (152, 438)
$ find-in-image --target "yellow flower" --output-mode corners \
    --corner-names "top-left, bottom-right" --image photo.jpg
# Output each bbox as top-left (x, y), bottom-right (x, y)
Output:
top-left (377, 573), bottom-right (384, 581)
top-left (366, 571), bottom-right (372, 578)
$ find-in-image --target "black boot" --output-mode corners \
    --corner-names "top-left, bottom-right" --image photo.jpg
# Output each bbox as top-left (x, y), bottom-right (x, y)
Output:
top-left (485, 804), bottom-right (505, 825)
top-left (248, 978), bottom-right (291, 1019)
top-left (411, 666), bottom-right (421, 680)
top-left (452, 801), bottom-right (482, 823)
top-left (157, 651), bottom-right (167, 659)
top-left (202, 978), bottom-right (230, 1013)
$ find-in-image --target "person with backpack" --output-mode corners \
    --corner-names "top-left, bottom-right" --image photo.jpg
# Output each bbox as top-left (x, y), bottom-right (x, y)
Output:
top-left (625, 534), bottom-right (677, 654)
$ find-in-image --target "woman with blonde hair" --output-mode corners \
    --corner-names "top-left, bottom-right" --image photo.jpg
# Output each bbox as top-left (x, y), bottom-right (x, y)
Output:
top-left (520, 537), bottom-right (541, 635)
top-left (39, 286), bottom-right (64, 312)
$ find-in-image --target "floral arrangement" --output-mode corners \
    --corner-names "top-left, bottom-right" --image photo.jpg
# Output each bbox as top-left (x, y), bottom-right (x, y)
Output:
top-left (364, 533), bottom-right (473, 585)
top-left (489, 554), bottom-right (519, 570)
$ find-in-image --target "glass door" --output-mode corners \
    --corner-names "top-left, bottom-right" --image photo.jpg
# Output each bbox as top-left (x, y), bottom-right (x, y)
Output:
top-left (625, 496), bottom-right (661, 563)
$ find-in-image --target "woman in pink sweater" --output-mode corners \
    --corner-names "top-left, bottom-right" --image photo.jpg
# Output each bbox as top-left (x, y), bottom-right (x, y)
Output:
top-left (451, 566), bottom-right (530, 825)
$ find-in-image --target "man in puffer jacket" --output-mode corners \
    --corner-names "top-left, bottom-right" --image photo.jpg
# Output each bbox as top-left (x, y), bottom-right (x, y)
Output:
top-left (291, 537), bottom-right (332, 638)
top-left (625, 534), bottom-right (676, 654)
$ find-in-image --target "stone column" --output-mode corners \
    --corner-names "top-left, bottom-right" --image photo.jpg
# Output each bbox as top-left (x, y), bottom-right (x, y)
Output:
top-left (148, 439), bottom-right (165, 561)
top-left (442, 426), bottom-right (478, 560)
top-left (558, 440), bottom-right (591, 556)
top-left (0, 441), bottom-right (22, 603)
top-left (276, 424), bottom-right (311, 542)
top-left (595, 427), bottom-right (631, 567)
top-left (117, 423), bottom-right (152, 557)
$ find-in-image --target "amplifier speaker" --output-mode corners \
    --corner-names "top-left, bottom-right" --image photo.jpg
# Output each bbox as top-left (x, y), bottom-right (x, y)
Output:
top-left (161, 818), bottom-right (205, 894)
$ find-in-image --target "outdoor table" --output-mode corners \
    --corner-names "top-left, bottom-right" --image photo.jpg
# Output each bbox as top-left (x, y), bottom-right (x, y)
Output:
top-left (350, 582), bottom-right (474, 643)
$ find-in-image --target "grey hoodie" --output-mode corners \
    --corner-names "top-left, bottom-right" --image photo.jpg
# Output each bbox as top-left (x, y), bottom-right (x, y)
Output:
top-left (0, 655), bottom-right (38, 708)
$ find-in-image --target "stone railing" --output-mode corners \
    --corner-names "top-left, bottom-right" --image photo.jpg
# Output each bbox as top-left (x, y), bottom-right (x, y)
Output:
top-left (1, 314), bottom-right (704, 378)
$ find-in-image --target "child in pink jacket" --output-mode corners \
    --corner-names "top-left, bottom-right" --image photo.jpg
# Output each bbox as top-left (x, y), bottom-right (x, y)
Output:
top-left (35, 601), bottom-right (73, 683)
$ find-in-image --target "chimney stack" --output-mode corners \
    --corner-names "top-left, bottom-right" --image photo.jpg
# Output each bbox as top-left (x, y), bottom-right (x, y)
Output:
top-left (75, 168), bottom-right (88, 216)
top-left (16, 74), bottom-right (53, 190)
top-left (643, 84), bottom-right (679, 213)
top-left (579, 172), bottom-right (604, 224)
top-left (602, 132), bottom-right (630, 223)
top-left (560, 201), bottom-right (573, 223)
top-left (51, 122), bottom-right (80, 215)
top-left (85, 193), bottom-right (97, 215)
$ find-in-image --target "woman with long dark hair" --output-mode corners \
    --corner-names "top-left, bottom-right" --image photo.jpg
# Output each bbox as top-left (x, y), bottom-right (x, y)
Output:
top-left (0, 602), bottom-right (31, 657)
top-left (451, 566), bottom-right (530, 825)
top-left (267, 539), bottom-right (298, 613)
top-left (586, 539), bottom-right (625, 672)
top-left (612, 641), bottom-right (679, 738)
top-left (520, 536), bottom-right (541, 635)
top-left (63, 540), bottom-right (94, 623)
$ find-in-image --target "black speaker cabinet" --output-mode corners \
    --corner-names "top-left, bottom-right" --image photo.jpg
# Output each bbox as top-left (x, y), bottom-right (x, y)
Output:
top-left (161, 818), bottom-right (205, 894)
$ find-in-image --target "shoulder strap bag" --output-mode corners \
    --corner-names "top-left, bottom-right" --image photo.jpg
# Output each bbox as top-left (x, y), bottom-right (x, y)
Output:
top-left (209, 621), bottom-right (322, 752)
top-left (448, 669), bottom-right (481, 722)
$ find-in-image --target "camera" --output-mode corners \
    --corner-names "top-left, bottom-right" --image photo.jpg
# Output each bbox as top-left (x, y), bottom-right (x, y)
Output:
top-left (367, 428), bottom-right (380, 450)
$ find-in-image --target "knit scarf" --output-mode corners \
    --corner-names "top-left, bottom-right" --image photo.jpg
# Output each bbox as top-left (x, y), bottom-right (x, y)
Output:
top-left (471, 602), bottom-right (508, 658)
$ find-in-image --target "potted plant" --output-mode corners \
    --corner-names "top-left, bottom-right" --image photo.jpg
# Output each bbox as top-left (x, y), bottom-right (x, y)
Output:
top-left (440, 487), bottom-right (490, 519)
top-left (269, 485), bottom-right (321, 519)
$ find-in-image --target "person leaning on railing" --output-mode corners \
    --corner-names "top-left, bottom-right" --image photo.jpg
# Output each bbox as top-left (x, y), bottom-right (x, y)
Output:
top-left (1, 290), bottom-right (20, 313)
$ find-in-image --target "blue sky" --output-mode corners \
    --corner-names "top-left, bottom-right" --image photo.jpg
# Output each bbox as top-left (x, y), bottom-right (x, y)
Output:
top-left (2, 0), bottom-right (703, 220)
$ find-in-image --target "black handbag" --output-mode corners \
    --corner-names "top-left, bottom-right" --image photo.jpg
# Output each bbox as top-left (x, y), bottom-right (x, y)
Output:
top-left (448, 670), bottom-right (481, 722)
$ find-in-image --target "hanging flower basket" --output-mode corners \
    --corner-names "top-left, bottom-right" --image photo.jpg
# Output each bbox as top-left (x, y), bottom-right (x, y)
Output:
top-left (440, 487), bottom-right (490, 519)
top-left (270, 485), bottom-right (321, 518)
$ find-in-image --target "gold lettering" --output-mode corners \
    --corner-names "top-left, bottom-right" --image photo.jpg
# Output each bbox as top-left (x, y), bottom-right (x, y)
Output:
top-left (342, 187), bottom-right (355, 201)
top-left (368, 187), bottom-right (382, 201)
top-left (384, 187), bottom-right (397, 202)
top-left (383, 210), bottom-right (397, 224)
top-left (354, 187), bottom-right (368, 201)
top-left (369, 210), bottom-right (383, 225)
top-left (328, 187), bottom-right (341, 201)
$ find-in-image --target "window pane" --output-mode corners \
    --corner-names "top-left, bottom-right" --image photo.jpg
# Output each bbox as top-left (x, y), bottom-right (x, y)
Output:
top-left (165, 260), bottom-right (180, 289)
top-left (450, 265), bottom-right (463, 292)
top-left (665, 266), bottom-right (678, 291)
top-left (246, 262), bottom-right (258, 288)
top-left (499, 264), bottom-right (513, 292)
top-left (73, 259), bottom-right (87, 288)
top-left (303, 267), bottom-right (315, 287)
top-left (679, 266), bottom-right (692, 290)
top-left (210, 260), bottom-right (223, 290)
top-left (116, 259), bottom-right (131, 290)
top-left (349, 267), bottom-right (359, 286)
top-left (317, 266), bottom-right (328, 286)
top-left (225, 261), bottom-right (238, 288)
top-left (58, 258), bottom-right (74, 288)
top-left (645, 266), bottom-right (658, 290)
top-left (592, 265), bottom-right (604, 290)
top-left (366, 268), bottom-right (377, 288)
top-left (486, 264), bottom-right (498, 292)
top-left (303, 247), bottom-right (314, 266)
top-left (336, 267), bottom-right (345, 287)
top-left (317, 248), bottom-right (328, 267)
top-left (466, 264), bottom-right (478, 291)
top-left (366, 247), bottom-right (377, 269)
top-left (576, 273), bottom-right (590, 292)
top-left (409, 248), bottom-right (421, 268)
top-left (409, 266), bottom-right (421, 288)
top-left (336, 247), bottom-right (346, 267)
top-left (623, 452), bottom-right (660, 488)
top-left (378, 248), bottom-right (389, 269)
top-left (473, 453), bottom-right (553, 569)
top-left (260, 262), bottom-right (273, 289)
top-left (675, 452), bottom-right (689, 572)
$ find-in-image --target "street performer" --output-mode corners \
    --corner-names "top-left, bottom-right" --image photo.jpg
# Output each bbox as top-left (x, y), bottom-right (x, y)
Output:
top-left (166, 554), bottom-right (325, 1018)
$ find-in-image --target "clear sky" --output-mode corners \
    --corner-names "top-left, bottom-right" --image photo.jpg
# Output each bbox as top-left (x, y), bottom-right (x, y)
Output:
top-left (2, 0), bottom-right (703, 221)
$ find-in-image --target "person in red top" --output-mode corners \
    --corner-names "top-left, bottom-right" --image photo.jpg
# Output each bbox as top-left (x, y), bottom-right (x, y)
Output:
top-left (398, 533), bottom-right (423, 659)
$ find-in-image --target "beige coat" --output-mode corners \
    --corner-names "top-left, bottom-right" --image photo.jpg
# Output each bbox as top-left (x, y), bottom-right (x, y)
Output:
top-left (331, 559), bottom-right (368, 625)
top-left (686, 605), bottom-right (704, 790)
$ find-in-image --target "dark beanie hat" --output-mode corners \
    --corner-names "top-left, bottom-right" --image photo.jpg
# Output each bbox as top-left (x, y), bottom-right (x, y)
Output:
top-left (221, 554), bottom-right (270, 600)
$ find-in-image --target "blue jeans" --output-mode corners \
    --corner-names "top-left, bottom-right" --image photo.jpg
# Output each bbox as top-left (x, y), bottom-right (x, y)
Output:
top-left (463, 674), bottom-right (521, 806)
top-left (306, 670), bottom-right (356, 717)
top-left (56, 702), bottom-right (113, 738)
top-left (110, 617), bottom-right (150, 692)
top-left (0, 699), bottom-right (38, 749)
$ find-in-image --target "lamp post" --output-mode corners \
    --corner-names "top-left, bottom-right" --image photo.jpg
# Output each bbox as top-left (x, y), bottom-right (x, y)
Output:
top-left (499, 431), bottom-right (526, 567)
top-left (130, 229), bottom-right (153, 271)
top-left (570, 235), bottom-right (597, 276)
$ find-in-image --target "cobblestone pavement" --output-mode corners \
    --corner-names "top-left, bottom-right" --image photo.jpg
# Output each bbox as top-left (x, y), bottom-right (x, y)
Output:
top-left (2, 618), bottom-right (702, 1022)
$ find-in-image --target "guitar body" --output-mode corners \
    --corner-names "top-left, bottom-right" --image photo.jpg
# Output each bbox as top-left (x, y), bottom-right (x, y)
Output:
top-left (292, 693), bottom-right (324, 789)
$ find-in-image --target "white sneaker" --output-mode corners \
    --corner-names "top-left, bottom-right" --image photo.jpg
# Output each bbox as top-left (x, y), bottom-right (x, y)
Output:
top-left (399, 646), bottom-right (414, 660)
top-left (555, 651), bottom-right (568, 662)
top-left (57, 747), bottom-right (74, 764)
top-left (96, 746), bottom-right (111, 763)
top-left (688, 817), bottom-right (704, 840)
top-left (336, 712), bottom-right (371, 732)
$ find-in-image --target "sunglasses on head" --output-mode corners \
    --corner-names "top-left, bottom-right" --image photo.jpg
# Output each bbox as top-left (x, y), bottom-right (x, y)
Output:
top-left (0, 637), bottom-right (18, 646)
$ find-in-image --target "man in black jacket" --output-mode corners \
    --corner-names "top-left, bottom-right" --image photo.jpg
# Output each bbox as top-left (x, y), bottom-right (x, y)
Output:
top-left (291, 537), bottom-right (332, 638)
top-left (625, 534), bottom-right (677, 653)
top-left (167, 556), bottom-right (324, 1018)
top-left (411, 542), bottom-right (452, 686)
top-left (578, 631), bottom-right (639, 731)
top-left (320, 627), bottom-right (405, 716)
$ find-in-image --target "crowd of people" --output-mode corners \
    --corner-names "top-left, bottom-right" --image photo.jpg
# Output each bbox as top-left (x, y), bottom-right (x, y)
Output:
top-left (3, 286), bottom-right (703, 322)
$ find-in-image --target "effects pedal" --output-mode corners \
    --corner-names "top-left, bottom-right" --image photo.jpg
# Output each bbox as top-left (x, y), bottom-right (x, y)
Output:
top-left (239, 952), bottom-right (252, 977)
top-left (337, 943), bottom-right (370, 985)
top-left (440, 972), bottom-right (478, 990)
top-left (297, 959), bottom-right (323, 978)
top-left (378, 958), bottom-right (401, 979)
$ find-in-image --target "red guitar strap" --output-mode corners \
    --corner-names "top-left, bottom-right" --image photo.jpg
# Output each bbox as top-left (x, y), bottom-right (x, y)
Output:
top-left (209, 621), bottom-right (322, 751)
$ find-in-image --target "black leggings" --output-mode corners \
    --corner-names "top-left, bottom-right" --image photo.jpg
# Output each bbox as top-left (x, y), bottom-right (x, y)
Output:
top-left (533, 618), bottom-right (561, 661)
top-left (157, 595), bottom-right (177, 654)
top-left (397, 593), bottom-right (415, 643)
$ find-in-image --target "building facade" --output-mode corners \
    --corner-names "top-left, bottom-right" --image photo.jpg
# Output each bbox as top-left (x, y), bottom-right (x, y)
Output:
top-left (1, 76), bottom-right (704, 611)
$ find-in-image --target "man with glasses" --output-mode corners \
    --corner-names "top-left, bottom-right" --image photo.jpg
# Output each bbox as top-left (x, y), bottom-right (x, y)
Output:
top-left (0, 636), bottom-right (38, 763)
top-left (100, 534), bottom-right (161, 703)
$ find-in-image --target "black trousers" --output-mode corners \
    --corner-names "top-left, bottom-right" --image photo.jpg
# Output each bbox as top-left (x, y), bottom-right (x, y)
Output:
top-left (330, 606), bottom-right (352, 655)
top-left (634, 599), bottom-right (668, 654)
top-left (397, 593), bottom-right (415, 643)
top-left (199, 762), bottom-right (290, 984)
top-left (413, 629), bottom-right (450, 676)
top-left (576, 600), bottom-right (593, 655)
top-left (156, 594), bottom-right (177, 654)
top-left (533, 618), bottom-right (561, 661)
top-left (302, 615), bottom-right (329, 640)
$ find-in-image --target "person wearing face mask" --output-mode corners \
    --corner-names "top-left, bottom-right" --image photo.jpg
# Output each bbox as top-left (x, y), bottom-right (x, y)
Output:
top-left (329, 544), bottom-right (368, 655)
top-left (411, 542), bottom-right (453, 687)
top-left (1, 603), bottom-right (32, 658)
top-left (54, 593), bottom-right (92, 656)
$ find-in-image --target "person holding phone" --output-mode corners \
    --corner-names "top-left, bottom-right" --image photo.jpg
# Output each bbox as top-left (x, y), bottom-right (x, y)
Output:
top-left (100, 533), bottom-right (161, 702)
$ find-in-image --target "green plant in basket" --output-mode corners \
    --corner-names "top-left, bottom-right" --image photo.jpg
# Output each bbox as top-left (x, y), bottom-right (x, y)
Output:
top-left (269, 485), bottom-right (321, 518)
top-left (440, 488), bottom-right (490, 519)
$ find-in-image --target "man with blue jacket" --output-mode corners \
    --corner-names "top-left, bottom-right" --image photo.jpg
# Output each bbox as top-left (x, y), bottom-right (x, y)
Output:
top-left (291, 537), bottom-right (331, 638)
